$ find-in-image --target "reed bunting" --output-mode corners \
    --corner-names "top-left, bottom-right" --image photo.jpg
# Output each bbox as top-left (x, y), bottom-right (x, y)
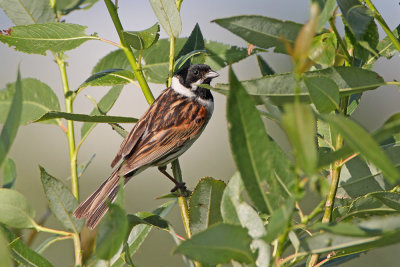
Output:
top-left (74, 64), bottom-right (219, 229)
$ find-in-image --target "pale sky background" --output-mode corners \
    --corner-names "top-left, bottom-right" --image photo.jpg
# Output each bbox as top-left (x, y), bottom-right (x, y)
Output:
top-left (1, 1), bottom-right (400, 266)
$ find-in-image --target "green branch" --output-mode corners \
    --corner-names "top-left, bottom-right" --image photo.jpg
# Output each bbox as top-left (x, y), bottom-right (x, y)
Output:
top-left (104, 0), bottom-right (155, 104)
top-left (364, 0), bottom-right (400, 54)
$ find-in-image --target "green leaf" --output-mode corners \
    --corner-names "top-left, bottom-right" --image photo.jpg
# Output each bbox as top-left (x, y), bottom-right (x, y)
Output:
top-left (214, 67), bottom-right (384, 104)
top-left (0, 23), bottom-right (95, 55)
top-left (376, 24), bottom-right (400, 59)
top-left (0, 225), bottom-right (54, 267)
top-left (322, 114), bottom-right (400, 183)
top-left (92, 49), bottom-right (132, 74)
top-left (81, 85), bottom-right (124, 139)
top-left (2, 158), bottom-right (16, 188)
top-left (204, 40), bottom-right (253, 72)
top-left (0, 228), bottom-right (11, 267)
top-left (78, 69), bottom-right (136, 90)
top-left (189, 177), bottom-right (226, 235)
top-left (39, 166), bottom-right (83, 232)
top-left (174, 50), bottom-right (206, 73)
top-left (304, 76), bottom-right (339, 113)
top-left (0, 78), bottom-right (61, 125)
top-left (333, 191), bottom-right (400, 221)
top-left (149, 0), bottom-right (181, 37)
top-left (256, 55), bottom-right (275, 76)
top-left (0, 0), bottom-right (55, 25)
top-left (338, 0), bottom-right (373, 39)
top-left (299, 215), bottom-right (400, 259)
top-left (313, 0), bottom-right (336, 32)
top-left (282, 103), bottom-right (317, 175)
top-left (227, 68), bottom-right (273, 214)
top-left (0, 70), bottom-right (22, 168)
top-left (263, 199), bottom-right (295, 242)
top-left (227, 67), bottom-right (296, 214)
top-left (336, 144), bottom-right (400, 199)
top-left (221, 172), bottom-right (244, 225)
top-left (100, 38), bottom-right (250, 84)
top-left (177, 23), bottom-right (205, 66)
top-left (55, 0), bottom-right (99, 15)
top-left (111, 200), bottom-right (176, 266)
top-left (213, 15), bottom-right (303, 54)
top-left (127, 213), bottom-right (169, 231)
top-left (96, 204), bottom-right (128, 260)
top-left (35, 110), bottom-right (137, 124)
top-left (309, 32), bottom-right (337, 67)
top-left (175, 223), bottom-right (254, 264)
top-left (0, 188), bottom-right (36, 228)
top-left (123, 23), bottom-right (160, 50)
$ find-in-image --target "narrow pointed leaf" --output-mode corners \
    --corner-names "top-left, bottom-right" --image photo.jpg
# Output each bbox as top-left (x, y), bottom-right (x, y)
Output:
top-left (123, 23), bottom-right (160, 50)
top-left (215, 67), bottom-right (384, 104)
top-left (40, 166), bottom-right (83, 232)
top-left (0, 0), bottom-right (55, 25)
top-left (189, 177), bottom-right (226, 235)
top-left (0, 188), bottom-right (36, 228)
top-left (256, 55), bottom-right (275, 76)
top-left (81, 85), bottom-right (124, 139)
top-left (78, 69), bottom-right (136, 89)
top-left (0, 225), bottom-right (54, 267)
top-left (111, 200), bottom-right (176, 266)
top-left (227, 67), bottom-right (272, 214)
top-left (282, 103), bottom-right (317, 175)
top-left (299, 215), bottom-right (400, 259)
top-left (228, 67), bottom-right (296, 213)
top-left (2, 158), bottom-right (16, 188)
top-left (304, 76), bottom-right (339, 113)
top-left (0, 70), bottom-right (22, 167)
top-left (96, 204), bottom-right (128, 260)
top-left (174, 50), bottom-right (206, 72)
top-left (213, 15), bottom-right (303, 53)
top-left (0, 23), bottom-right (95, 55)
top-left (177, 23), bottom-right (205, 66)
top-left (0, 78), bottom-right (61, 125)
top-left (149, 0), bottom-right (181, 37)
top-left (35, 111), bottom-right (137, 124)
top-left (322, 114), bottom-right (400, 183)
top-left (174, 223), bottom-right (254, 264)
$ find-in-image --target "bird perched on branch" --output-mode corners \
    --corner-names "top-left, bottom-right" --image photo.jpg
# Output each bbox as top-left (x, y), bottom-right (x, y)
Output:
top-left (74, 64), bottom-right (219, 229)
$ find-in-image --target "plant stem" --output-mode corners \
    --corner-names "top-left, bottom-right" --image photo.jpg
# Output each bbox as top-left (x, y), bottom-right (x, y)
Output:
top-left (329, 17), bottom-right (352, 64)
top-left (55, 54), bottom-right (79, 201)
top-left (168, 36), bottom-right (176, 87)
top-left (308, 97), bottom-right (349, 267)
top-left (34, 223), bottom-right (72, 236)
top-left (364, 0), bottom-right (400, 54)
top-left (54, 53), bottom-right (82, 266)
top-left (104, 0), bottom-right (155, 104)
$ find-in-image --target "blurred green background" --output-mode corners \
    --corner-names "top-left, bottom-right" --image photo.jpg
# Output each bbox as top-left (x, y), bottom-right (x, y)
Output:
top-left (1, 0), bottom-right (400, 266)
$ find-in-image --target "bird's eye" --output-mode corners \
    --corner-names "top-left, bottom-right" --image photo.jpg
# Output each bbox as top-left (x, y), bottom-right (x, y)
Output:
top-left (193, 69), bottom-right (199, 76)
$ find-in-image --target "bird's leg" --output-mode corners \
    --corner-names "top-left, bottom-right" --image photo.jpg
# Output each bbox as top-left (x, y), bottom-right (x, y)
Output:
top-left (158, 166), bottom-right (187, 194)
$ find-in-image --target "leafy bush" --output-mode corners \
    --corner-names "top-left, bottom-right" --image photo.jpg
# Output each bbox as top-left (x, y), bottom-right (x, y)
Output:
top-left (1, 0), bottom-right (400, 266)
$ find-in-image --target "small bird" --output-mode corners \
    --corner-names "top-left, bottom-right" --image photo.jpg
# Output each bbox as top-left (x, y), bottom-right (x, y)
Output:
top-left (74, 64), bottom-right (219, 229)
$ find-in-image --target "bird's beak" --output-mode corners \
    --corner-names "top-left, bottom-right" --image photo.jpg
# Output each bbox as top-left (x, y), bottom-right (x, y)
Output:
top-left (205, 70), bottom-right (219, 79)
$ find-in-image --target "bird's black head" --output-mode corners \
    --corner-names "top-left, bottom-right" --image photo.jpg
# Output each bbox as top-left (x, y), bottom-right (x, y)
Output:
top-left (175, 64), bottom-right (219, 89)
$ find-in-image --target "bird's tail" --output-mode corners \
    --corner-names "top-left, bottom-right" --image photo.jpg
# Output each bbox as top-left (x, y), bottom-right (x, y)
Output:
top-left (73, 168), bottom-right (131, 229)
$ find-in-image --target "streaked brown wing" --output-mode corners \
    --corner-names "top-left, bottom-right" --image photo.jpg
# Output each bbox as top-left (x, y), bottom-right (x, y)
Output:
top-left (111, 88), bottom-right (172, 168)
top-left (120, 99), bottom-right (209, 175)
